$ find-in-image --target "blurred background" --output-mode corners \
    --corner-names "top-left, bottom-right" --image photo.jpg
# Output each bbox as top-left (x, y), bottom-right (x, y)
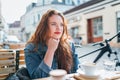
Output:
top-left (0, 0), bottom-right (120, 49)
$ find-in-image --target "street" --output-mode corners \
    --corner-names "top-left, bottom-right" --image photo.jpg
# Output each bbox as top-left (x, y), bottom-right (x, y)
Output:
top-left (76, 44), bottom-right (120, 70)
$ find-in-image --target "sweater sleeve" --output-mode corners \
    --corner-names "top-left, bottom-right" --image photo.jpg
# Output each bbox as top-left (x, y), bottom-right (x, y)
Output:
top-left (24, 43), bottom-right (51, 79)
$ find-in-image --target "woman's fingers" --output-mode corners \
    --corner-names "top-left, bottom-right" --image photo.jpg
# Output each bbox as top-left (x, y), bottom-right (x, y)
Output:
top-left (52, 38), bottom-right (59, 42)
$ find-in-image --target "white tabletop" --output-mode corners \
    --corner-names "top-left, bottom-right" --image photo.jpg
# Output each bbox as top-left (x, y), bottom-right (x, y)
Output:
top-left (34, 70), bottom-right (120, 80)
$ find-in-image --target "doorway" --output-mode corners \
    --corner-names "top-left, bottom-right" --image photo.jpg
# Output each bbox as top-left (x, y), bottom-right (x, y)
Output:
top-left (87, 17), bottom-right (103, 43)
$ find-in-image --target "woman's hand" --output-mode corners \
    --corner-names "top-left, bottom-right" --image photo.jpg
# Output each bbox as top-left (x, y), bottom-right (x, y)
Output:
top-left (47, 38), bottom-right (60, 52)
top-left (44, 38), bottom-right (60, 67)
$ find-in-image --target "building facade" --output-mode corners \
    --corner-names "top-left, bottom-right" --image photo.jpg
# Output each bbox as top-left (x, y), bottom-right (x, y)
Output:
top-left (0, 0), bottom-right (8, 42)
top-left (64, 0), bottom-right (120, 45)
top-left (20, 0), bottom-right (80, 41)
top-left (8, 21), bottom-right (21, 40)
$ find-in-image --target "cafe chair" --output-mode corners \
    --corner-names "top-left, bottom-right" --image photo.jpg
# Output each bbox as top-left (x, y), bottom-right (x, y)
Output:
top-left (16, 67), bottom-right (31, 80)
top-left (5, 67), bottom-right (31, 80)
top-left (0, 50), bottom-right (19, 80)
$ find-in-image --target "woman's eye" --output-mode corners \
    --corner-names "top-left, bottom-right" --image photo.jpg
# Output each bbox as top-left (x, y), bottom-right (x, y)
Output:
top-left (60, 23), bottom-right (64, 27)
top-left (50, 23), bottom-right (56, 26)
top-left (50, 23), bottom-right (64, 27)
top-left (51, 23), bottom-right (56, 26)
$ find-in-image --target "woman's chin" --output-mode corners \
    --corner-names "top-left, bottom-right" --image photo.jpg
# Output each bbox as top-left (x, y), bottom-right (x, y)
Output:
top-left (54, 36), bottom-right (61, 39)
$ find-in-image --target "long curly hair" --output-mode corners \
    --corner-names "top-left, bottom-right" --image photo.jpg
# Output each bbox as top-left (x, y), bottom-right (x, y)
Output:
top-left (27, 9), bottom-right (73, 73)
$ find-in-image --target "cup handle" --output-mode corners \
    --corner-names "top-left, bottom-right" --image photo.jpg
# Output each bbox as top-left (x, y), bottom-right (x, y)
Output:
top-left (78, 64), bottom-right (81, 68)
top-left (78, 64), bottom-right (83, 70)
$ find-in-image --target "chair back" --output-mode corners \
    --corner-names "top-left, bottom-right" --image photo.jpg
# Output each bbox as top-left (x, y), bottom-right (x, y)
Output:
top-left (16, 49), bottom-right (26, 68)
top-left (0, 49), bottom-right (19, 80)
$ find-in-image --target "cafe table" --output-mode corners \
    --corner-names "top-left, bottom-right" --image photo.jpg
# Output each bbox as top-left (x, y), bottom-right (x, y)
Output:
top-left (34, 77), bottom-right (50, 80)
top-left (33, 70), bottom-right (120, 80)
top-left (33, 73), bottom-right (75, 80)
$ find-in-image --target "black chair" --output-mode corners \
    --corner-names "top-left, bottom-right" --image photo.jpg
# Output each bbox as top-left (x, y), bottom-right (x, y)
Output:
top-left (5, 67), bottom-right (31, 80)
top-left (16, 67), bottom-right (31, 80)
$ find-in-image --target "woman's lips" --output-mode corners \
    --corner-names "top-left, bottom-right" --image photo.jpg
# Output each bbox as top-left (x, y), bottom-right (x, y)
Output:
top-left (54, 32), bottom-right (61, 34)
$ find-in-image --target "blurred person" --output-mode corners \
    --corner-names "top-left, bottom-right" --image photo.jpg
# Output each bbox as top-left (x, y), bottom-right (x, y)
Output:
top-left (74, 37), bottom-right (82, 48)
top-left (68, 35), bottom-right (74, 43)
top-left (3, 43), bottom-right (10, 49)
top-left (24, 9), bottom-right (80, 79)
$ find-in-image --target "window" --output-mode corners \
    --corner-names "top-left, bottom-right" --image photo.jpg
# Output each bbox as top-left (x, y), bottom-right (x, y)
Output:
top-left (0, 19), bottom-right (2, 24)
top-left (117, 11), bottom-right (120, 42)
top-left (58, 0), bottom-right (62, 3)
top-left (71, 26), bottom-right (79, 38)
top-left (117, 18), bottom-right (120, 31)
top-left (65, 0), bottom-right (72, 5)
top-left (38, 14), bottom-right (40, 21)
top-left (92, 17), bottom-right (103, 37)
top-left (33, 16), bottom-right (35, 26)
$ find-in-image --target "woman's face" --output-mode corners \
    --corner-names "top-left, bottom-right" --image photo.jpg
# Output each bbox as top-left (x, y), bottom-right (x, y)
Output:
top-left (48, 14), bottom-right (64, 39)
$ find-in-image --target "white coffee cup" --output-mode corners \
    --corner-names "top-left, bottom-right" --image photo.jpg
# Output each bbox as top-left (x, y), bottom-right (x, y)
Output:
top-left (49, 69), bottom-right (67, 80)
top-left (79, 62), bottom-right (97, 76)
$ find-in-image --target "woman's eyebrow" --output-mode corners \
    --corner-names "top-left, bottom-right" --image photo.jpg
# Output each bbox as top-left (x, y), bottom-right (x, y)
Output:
top-left (50, 22), bottom-right (56, 23)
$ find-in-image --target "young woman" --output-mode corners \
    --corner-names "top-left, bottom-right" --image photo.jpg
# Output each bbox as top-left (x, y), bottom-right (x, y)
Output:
top-left (24, 9), bottom-right (80, 79)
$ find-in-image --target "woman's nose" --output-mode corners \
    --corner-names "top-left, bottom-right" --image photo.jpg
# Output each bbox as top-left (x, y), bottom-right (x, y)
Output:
top-left (56, 25), bottom-right (61, 30)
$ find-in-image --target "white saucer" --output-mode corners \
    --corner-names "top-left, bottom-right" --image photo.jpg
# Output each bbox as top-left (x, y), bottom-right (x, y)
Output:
top-left (77, 69), bottom-right (100, 79)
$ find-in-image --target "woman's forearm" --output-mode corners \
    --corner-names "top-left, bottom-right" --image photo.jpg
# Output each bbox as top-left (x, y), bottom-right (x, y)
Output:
top-left (44, 49), bottom-right (55, 67)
